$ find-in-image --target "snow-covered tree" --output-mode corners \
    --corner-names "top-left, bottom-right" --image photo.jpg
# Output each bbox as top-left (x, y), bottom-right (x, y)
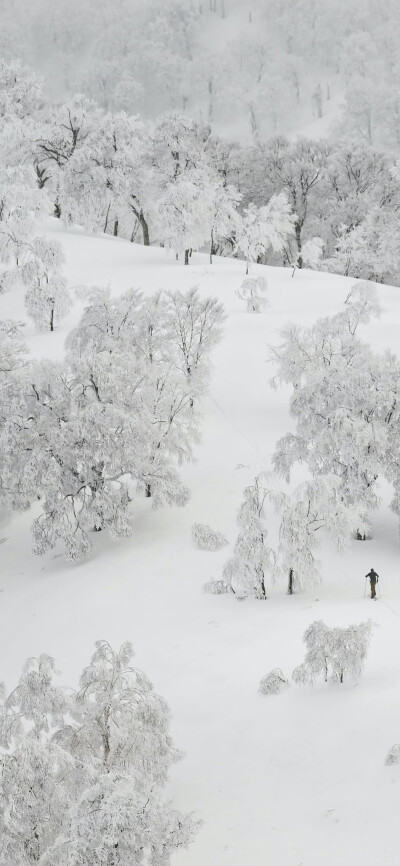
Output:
top-left (236, 275), bottom-right (268, 312)
top-left (0, 59), bottom-right (42, 121)
top-left (235, 193), bottom-right (294, 273)
top-left (270, 282), bottom-right (400, 523)
top-left (24, 274), bottom-right (72, 332)
top-left (0, 167), bottom-right (47, 272)
top-left (222, 474), bottom-right (275, 599)
top-left (165, 287), bottom-right (225, 405)
top-left (292, 620), bottom-right (373, 686)
top-left (0, 641), bottom-right (199, 865)
top-left (324, 209), bottom-right (400, 283)
top-left (208, 181), bottom-right (241, 263)
top-left (271, 477), bottom-right (365, 594)
top-left (292, 236), bottom-right (324, 275)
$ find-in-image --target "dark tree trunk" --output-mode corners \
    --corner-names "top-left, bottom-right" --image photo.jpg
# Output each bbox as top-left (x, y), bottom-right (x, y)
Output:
top-left (131, 204), bottom-right (150, 246)
top-left (145, 482), bottom-right (151, 498)
top-left (295, 223), bottom-right (302, 268)
top-left (50, 306), bottom-right (54, 332)
top-left (184, 249), bottom-right (190, 265)
top-left (113, 218), bottom-right (119, 237)
top-left (288, 568), bottom-right (294, 594)
top-left (54, 200), bottom-right (61, 219)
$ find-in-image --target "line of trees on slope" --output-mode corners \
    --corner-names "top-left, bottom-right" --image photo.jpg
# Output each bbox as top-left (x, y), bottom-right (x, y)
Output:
top-left (2, 60), bottom-right (400, 287)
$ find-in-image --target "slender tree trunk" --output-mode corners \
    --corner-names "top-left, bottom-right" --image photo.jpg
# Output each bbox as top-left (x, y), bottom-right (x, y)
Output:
top-left (145, 482), bottom-right (151, 498)
top-left (295, 223), bottom-right (303, 268)
top-left (50, 306), bottom-right (54, 332)
top-left (104, 202), bottom-right (111, 234)
top-left (185, 249), bottom-right (190, 265)
top-left (113, 217), bottom-right (119, 237)
top-left (288, 568), bottom-right (294, 594)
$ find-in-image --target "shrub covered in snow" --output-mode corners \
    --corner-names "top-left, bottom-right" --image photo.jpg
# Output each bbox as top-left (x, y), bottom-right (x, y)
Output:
top-left (259, 668), bottom-right (289, 695)
top-left (385, 745), bottom-right (400, 766)
top-left (203, 579), bottom-right (232, 595)
top-left (192, 523), bottom-right (228, 551)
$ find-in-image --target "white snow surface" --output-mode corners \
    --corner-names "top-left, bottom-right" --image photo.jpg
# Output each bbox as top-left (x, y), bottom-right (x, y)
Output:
top-left (1, 219), bottom-right (400, 865)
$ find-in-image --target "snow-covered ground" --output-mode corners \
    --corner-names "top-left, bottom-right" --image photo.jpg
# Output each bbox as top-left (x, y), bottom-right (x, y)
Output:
top-left (1, 221), bottom-right (400, 865)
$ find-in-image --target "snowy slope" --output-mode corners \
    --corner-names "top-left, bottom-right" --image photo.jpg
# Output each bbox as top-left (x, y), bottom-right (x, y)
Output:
top-left (1, 221), bottom-right (400, 866)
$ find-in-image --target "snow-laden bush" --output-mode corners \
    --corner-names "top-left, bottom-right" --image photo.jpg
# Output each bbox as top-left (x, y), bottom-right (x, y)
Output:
top-left (192, 522), bottom-right (228, 551)
top-left (292, 620), bottom-right (373, 686)
top-left (204, 579), bottom-right (232, 595)
top-left (259, 668), bottom-right (289, 695)
top-left (385, 745), bottom-right (400, 766)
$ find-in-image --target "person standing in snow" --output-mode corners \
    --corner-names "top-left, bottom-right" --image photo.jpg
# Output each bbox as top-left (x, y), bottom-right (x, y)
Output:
top-left (366, 568), bottom-right (379, 599)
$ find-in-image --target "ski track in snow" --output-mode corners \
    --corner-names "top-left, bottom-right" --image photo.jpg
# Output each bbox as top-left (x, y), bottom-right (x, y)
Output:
top-left (1, 220), bottom-right (400, 866)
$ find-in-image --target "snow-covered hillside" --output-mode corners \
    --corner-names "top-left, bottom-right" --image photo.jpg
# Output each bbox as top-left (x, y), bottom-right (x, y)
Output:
top-left (1, 221), bottom-right (400, 865)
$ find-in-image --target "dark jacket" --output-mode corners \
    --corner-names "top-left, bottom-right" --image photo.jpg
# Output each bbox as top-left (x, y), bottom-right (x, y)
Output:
top-left (366, 569), bottom-right (379, 583)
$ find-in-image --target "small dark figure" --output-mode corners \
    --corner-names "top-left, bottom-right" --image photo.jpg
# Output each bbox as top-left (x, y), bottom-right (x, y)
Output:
top-left (366, 568), bottom-right (379, 599)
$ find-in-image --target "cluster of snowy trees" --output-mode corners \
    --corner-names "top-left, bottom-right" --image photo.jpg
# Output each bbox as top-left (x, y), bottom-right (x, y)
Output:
top-left (1, 0), bottom-right (400, 151)
top-left (238, 136), bottom-right (400, 282)
top-left (205, 281), bottom-right (400, 602)
top-left (292, 620), bottom-right (373, 685)
top-left (259, 619), bottom-right (372, 694)
top-left (0, 641), bottom-right (199, 864)
top-left (0, 286), bottom-right (224, 560)
top-left (207, 471), bottom-right (364, 600)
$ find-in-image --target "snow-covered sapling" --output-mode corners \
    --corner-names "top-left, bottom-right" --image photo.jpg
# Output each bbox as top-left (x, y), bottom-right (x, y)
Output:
top-left (259, 668), bottom-right (289, 695)
top-left (236, 275), bottom-right (268, 312)
top-left (192, 522), bottom-right (228, 550)
top-left (22, 237), bottom-right (72, 331)
top-left (221, 474), bottom-right (275, 599)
